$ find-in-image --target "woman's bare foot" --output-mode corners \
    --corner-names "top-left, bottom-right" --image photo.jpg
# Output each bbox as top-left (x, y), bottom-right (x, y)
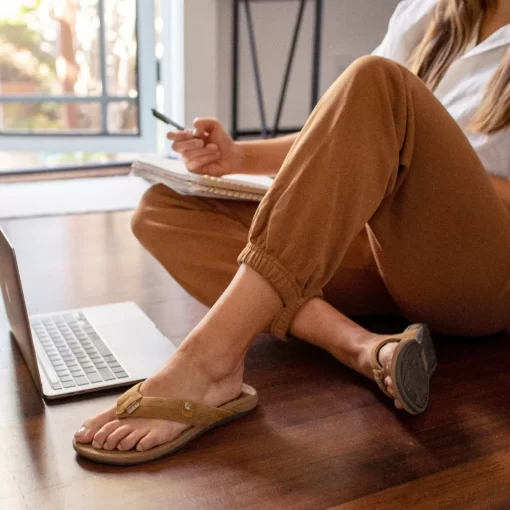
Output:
top-left (330, 334), bottom-right (404, 409)
top-left (74, 351), bottom-right (244, 452)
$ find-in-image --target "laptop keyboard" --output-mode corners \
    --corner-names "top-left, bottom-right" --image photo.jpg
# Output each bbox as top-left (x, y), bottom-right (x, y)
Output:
top-left (30, 312), bottom-right (128, 390)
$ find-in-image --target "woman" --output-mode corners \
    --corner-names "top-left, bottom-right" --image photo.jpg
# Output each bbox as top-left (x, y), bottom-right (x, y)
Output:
top-left (74, 0), bottom-right (510, 464)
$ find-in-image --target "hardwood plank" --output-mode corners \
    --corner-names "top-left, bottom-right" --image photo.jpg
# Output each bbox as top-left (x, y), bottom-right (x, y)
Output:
top-left (333, 452), bottom-right (510, 510)
top-left (1, 210), bottom-right (510, 509)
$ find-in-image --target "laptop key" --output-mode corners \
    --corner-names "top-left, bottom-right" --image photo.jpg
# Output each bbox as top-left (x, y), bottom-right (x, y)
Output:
top-left (74, 376), bottom-right (89, 386)
top-left (52, 383), bottom-right (62, 390)
top-left (84, 367), bottom-right (96, 374)
top-left (86, 372), bottom-right (102, 384)
top-left (112, 366), bottom-right (125, 374)
top-left (88, 335), bottom-right (112, 357)
top-left (62, 380), bottom-right (76, 388)
top-left (98, 367), bottom-right (115, 381)
top-left (115, 371), bottom-right (128, 378)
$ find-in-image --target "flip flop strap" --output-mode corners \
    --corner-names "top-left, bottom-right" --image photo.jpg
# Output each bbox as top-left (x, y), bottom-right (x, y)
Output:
top-left (116, 382), bottom-right (236, 427)
top-left (370, 329), bottom-right (418, 397)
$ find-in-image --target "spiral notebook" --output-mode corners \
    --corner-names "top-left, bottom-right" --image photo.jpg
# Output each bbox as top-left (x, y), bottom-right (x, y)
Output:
top-left (131, 156), bottom-right (273, 202)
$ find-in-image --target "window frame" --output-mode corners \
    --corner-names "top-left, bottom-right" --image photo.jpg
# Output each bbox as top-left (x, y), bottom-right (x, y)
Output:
top-left (0, 0), bottom-right (157, 154)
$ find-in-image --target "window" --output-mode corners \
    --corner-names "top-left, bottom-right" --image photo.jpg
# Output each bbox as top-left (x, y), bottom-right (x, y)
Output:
top-left (0, 0), bottom-right (157, 170)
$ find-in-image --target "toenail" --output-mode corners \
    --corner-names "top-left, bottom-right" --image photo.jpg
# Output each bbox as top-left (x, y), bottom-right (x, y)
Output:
top-left (92, 441), bottom-right (100, 449)
top-left (75, 426), bottom-right (87, 436)
top-left (136, 444), bottom-right (144, 452)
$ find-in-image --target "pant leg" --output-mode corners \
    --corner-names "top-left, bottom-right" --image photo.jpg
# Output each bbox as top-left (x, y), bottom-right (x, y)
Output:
top-left (131, 185), bottom-right (399, 316)
top-left (131, 185), bottom-right (258, 307)
top-left (323, 227), bottom-right (400, 317)
top-left (238, 55), bottom-right (510, 338)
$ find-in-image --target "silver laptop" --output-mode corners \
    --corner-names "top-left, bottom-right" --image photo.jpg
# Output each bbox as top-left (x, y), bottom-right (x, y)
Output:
top-left (0, 227), bottom-right (176, 399)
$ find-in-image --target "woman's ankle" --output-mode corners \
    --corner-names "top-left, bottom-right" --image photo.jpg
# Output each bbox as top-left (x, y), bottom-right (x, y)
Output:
top-left (177, 333), bottom-right (246, 383)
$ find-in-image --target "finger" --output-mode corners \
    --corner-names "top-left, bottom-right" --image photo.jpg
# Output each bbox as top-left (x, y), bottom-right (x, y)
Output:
top-left (186, 151), bottom-right (221, 172)
top-left (172, 138), bottom-right (205, 153)
top-left (192, 117), bottom-right (219, 138)
top-left (166, 130), bottom-right (194, 142)
top-left (181, 146), bottom-right (219, 164)
top-left (103, 424), bottom-right (133, 451)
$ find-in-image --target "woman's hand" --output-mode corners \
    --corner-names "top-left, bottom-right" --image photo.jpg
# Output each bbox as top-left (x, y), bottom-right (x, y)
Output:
top-left (166, 118), bottom-right (241, 176)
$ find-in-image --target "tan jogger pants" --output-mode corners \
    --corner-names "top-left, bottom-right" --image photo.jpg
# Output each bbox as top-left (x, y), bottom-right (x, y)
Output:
top-left (133, 56), bottom-right (510, 339)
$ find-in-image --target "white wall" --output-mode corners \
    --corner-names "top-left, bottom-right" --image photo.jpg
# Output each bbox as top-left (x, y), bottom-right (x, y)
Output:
top-left (172, 0), bottom-right (400, 132)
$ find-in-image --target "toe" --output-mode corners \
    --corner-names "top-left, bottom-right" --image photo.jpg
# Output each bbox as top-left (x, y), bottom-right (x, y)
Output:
top-left (384, 376), bottom-right (395, 397)
top-left (75, 407), bottom-right (116, 444)
top-left (117, 428), bottom-right (149, 451)
top-left (92, 419), bottom-right (123, 449)
top-left (103, 425), bottom-right (133, 451)
top-left (394, 399), bottom-right (404, 409)
top-left (136, 431), bottom-right (163, 452)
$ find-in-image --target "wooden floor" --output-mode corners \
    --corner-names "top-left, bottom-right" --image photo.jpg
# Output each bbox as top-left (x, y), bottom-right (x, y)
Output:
top-left (2, 211), bottom-right (510, 510)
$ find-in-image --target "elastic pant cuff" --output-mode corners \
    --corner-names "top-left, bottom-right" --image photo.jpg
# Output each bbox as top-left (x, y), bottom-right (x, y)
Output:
top-left (238, 243), bottom-right (317, 340)
top-left (270, 296), bottom-right (315, 339)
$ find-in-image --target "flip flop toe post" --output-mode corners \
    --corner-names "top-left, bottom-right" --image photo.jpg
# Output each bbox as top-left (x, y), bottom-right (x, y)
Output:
top-left (73, 382), bottom-right (258, 465)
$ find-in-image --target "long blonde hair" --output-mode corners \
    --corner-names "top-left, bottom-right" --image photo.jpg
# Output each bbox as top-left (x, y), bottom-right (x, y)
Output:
top-left (408, 0), bottom-right (510, 134)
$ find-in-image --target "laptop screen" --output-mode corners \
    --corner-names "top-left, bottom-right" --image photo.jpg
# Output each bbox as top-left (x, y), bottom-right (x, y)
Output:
top-left (0, 227), bottom-right (42, 393)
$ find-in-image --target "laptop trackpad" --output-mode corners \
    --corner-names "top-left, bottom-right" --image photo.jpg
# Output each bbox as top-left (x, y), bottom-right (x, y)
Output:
top-left (94, 320), bottom-right (175, 377)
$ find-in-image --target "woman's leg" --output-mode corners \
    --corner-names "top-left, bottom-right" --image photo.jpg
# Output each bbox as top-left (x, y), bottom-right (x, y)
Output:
top-left (76, 55), bottom-right (510, 452)
top-left (131, 185), bottom-right (399, 318)
top-left (130, 185), bottom-right (401, 380)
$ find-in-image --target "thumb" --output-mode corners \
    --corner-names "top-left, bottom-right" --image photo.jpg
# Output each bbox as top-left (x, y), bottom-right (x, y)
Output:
top-left (192, 117), bottom-right (220, 138)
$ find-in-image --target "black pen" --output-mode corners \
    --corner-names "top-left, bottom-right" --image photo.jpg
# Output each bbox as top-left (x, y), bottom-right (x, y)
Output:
top-left (151, 108), bottom-right (186, 131)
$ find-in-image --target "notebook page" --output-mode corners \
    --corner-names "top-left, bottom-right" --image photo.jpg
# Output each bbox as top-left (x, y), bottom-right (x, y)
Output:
top-left (132, 156), bottom-right (273, 193)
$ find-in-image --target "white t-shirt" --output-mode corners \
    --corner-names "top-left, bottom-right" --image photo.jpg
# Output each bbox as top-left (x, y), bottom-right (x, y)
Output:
top-left (372, 0), bottom-right (510, 179)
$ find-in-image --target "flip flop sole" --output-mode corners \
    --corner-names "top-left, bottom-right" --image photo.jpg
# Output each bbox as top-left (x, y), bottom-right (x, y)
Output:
top-left (391, 324), bottom-right (437, 415)
top-left (73, 385), bottom-right (258, 466)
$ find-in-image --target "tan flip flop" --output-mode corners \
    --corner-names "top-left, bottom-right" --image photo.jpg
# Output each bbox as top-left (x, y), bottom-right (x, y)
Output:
top-left (73, 382), bottom-right (258, 465)
top-left (370, 323), bottom-right (437, 415)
